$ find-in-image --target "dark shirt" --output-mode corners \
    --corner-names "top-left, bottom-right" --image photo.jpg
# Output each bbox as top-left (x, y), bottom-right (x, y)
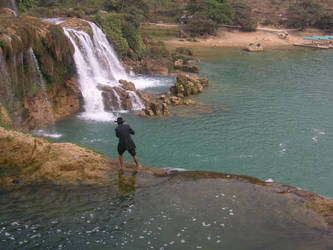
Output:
top-left (115, 124), bottom-right (136, 149)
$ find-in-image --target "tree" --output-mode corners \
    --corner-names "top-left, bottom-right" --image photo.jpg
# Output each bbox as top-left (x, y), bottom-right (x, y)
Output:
top-left (232, 2), bottom-right (257, 31)
top-left (185, 0), bottom-right (234, 36)
top-left (316, 13), bottom-right (333, 30)
top-left (184, 12), bottom-right (217, 36)
top-left (287, 0), bottom-right (323, 30)
top-left (206, 0), bottom-right (233, 24)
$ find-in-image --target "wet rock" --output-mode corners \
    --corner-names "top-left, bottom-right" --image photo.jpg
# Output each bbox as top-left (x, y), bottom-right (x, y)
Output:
top-left (119, 79), bottom-right (136, 91)
top-left (183, 99), bottom-right (196, 105)
top-left (0, 103), bottom-right (12, 128)
top-left (49, 78), bottom-right (83, 121)
top-left (162, 102), bottom-right (170, 116)
top-left (170, 74), bottom-right (209, 97)
top-left (174, 59), bottom-right (184, 68)
top-left (169, 96), bottom-right (182, 105)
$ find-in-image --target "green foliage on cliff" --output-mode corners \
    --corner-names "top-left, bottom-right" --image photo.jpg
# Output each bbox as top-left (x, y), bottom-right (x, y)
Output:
top-left (91, 12), bottom-right (146, 59)
top-left (18, 0), bottom-right (37, 11)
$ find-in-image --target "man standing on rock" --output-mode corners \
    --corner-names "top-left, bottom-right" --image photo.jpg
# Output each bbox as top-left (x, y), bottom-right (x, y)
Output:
top-left (115, 117), bottom-right (140, 168)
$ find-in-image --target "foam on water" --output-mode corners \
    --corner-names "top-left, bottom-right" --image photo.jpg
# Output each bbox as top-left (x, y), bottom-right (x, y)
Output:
top-left (32, 130), bottom-right (62, 139)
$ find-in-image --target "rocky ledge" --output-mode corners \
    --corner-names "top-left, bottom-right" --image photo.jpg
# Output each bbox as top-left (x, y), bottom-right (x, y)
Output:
top-left (0, 126), bottom-right (332, 231)
top-left (140, 74), bottom-right (210, 117)
top-left (96, 74), bottom-right (210, 118)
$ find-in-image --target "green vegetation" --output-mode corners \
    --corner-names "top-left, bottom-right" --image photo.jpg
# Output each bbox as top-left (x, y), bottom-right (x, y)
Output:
top-left (287, 0), bottom-right (322, 30)
top-left (18, 0), bottom-right (37, 12)
top-left (316, 13), bottom-right (333, 30)
top-left (232, 2), bottom-right (257, 31)
top-left (185, 0), bottom-right (234, 36)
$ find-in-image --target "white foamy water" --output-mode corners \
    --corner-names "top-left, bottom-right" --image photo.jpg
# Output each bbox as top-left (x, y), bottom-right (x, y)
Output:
top-left (32, 130), bottom-right (62, 139)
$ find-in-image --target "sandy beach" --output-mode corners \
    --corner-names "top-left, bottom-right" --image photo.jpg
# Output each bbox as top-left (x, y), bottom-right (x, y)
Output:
top-left (164, 26), bottom-right (326, 49)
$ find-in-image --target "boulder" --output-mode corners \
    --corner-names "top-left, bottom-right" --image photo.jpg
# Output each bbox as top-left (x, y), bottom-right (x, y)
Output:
top-left (245, 43), bottom-right (264, 52)
top-left (119, 79), bottom-right (136, 91)
top-left (170, 74), bottom-right (210, 97)
top-left (162, 103), bottom-right (170, 116)
top-left (150, 102), bottom-right (161, 116)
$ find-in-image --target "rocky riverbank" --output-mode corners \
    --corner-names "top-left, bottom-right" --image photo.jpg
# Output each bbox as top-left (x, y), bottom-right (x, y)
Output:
top-left (0, 126), bottom-right (332, 231)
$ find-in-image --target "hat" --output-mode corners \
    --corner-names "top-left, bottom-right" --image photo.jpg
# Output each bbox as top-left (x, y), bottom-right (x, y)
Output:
top-left (115, 117), bottom-right (125, 124)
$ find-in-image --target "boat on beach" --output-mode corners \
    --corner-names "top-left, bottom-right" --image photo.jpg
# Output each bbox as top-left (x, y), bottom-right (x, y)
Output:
top-left (294, 36), bottom-right (333, 49)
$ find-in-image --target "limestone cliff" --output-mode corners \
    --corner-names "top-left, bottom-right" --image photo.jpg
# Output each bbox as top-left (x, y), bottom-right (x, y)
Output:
top-left (0, 15), bottom-right (82, 130)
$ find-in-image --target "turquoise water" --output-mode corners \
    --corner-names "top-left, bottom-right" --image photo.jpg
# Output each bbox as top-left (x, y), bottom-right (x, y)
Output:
top-left (46, 48), bottom-right (333, 197)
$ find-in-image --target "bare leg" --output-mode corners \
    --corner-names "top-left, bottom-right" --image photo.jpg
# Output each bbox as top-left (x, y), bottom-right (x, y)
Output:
top-left (133, 155), bottom-right (141, 168)
top-left (119, 155), bottom-right (124, 168)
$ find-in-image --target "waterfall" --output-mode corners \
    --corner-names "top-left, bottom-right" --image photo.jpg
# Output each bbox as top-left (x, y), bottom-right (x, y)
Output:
top-left (112, 89), bottom-right (122, 111)
top-left (62, 20), bottom-right (145, 121)
top-left (28, 48), bottom-right (55, 124)
top-left (63, 27), bottom-right (115, 121)
top-left (0, 52), bottom-right (13, 104)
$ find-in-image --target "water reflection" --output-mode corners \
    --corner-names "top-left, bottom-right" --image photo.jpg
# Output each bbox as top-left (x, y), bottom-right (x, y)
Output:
top-left (117, 169), bottom-right (137, 198)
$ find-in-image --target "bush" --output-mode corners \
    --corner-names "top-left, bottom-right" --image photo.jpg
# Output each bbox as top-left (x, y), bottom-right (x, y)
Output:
top-left (184, 13), bottom-right (217, 36)
top-left (122, 22), bottom-right (146, 59)
top-left (18, 0), bottom-right (37, 11)
top-left (206, 0), bottom-right (233, 25)
top-left (316, 14), bottom-right (333, 30)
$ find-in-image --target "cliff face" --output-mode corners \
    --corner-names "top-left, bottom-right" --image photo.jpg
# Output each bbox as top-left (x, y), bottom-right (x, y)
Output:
top-left (0, 15), bottom-right (82, 130)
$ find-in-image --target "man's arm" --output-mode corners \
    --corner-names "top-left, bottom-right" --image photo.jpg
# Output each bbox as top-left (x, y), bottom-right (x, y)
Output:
top-left (129, 126), bottom-right (135, 135)
top-left (115, 128), bottom-right (119, 138)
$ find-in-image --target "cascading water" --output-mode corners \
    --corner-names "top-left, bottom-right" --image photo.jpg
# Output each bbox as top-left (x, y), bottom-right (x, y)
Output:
top-left (63, 27), bottom-right (115, 121)
top-left (112, 89), bottom-right (122, 111)
top-left (28, 48), bottom-right (55, 124)
top-left (63, 20), bottom-right (146, 121)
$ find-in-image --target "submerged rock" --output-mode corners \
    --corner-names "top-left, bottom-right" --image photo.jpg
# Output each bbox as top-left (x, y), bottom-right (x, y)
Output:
top-left (245, 43), bottom-right (264, 52)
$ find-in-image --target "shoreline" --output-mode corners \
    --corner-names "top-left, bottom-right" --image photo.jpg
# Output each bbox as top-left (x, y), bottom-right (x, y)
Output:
top-left (164, 27), bottom-right (327, 50)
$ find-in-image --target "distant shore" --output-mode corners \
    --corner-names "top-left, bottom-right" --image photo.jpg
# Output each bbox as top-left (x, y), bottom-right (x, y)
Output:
top-left (164, 26), bottom-right (326, 49)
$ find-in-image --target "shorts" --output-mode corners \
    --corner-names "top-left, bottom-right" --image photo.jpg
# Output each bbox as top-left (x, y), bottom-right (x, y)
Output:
top-left (118, 144), bottom-right (136, 157)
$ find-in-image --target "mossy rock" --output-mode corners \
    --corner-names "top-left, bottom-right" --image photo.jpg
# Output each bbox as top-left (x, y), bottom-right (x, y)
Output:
top-left (0, 103), bottom-right (12, 129)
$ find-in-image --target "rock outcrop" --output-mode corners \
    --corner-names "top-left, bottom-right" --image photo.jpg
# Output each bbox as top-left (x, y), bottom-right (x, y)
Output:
top-left (139, 74), bottom-right (210, 118)
top-left (245, 43), bottom-right (264, 52)
top-left (0, 126), bottom-right (165, 186)
top-left (170, 74), bottom-right (209, 97)
top-left (98, 80), bottom-right (146, 112)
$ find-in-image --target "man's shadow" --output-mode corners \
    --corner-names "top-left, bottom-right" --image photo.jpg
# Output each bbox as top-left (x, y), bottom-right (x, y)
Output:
top-left (117, 169), bottom-right (137, 199)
